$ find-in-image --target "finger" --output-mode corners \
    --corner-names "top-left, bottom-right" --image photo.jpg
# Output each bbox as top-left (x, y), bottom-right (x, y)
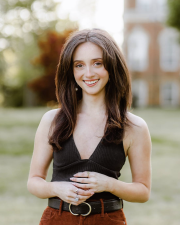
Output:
top-left (68, 195), bottom-right (90, 206)
top-left (76, 193), bottom-right (95, 205)
top-left (78, 195), bottom-right (91, 201)
top-left (73, 187), bottom-right (93, 196)
top-left (67, 197), bottom-right (79, 206)
top-left (70, 177), bottom-right (90, 183)
top-left (77, 188), bottom-right (94, 196)
top-left (72, 182), bottom-right (92, 189)
top-left (77, 198), bottom-right (92, 205)
top-left (71, 190), bottom-right (93, 199)
top-left (79, 189), bottom-right (94, 196)
top-left (73, 171), bottom-right (91, 177)
top-left (66, 194), bottom-right (81, 205)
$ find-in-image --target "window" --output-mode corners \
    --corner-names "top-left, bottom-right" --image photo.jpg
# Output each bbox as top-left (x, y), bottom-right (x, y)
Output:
top-left (127, 26), bottom-right (149, 71)
top-left (159, 28), bottom-right (180, 71)
top-left (160, 82), bottom-right (179, 106)
top-left (136, 0), bottom-right (152, 11)
top-left (132, 79), bottom-right (148, 107)
top-left (156, 0), bottom-right (167, 10)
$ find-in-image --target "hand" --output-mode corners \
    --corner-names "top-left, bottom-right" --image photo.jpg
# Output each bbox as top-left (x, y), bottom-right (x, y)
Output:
top-left (70, 171), bottom-right (110, 194)
top-left (52, 181), bottom-right (94, 206)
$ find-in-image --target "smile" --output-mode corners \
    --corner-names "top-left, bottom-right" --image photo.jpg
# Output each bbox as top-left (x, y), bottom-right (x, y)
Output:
top-left (83, 79), bottom-right (99, 87)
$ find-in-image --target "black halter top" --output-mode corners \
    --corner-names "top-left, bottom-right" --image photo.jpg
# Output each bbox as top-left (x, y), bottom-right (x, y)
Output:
top-left (51, 134), bottom-right (126, 200)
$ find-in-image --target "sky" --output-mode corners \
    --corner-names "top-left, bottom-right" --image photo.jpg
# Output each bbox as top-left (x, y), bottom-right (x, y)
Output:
top-left (55, 0), bottom-right (124, 46)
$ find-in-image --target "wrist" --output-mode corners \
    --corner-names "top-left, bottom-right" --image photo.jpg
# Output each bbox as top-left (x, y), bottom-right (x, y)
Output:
top-left (48, 182), bottom-right (57, 197)
top-left (106, 177), bottom-right (116, 193)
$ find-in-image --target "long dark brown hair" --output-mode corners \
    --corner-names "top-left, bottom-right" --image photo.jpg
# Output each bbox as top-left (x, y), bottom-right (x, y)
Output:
top-left (49, 28), bottom-right (132, 151)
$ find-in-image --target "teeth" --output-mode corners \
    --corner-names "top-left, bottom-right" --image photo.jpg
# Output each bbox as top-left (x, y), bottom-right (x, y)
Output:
top-left (84, 80), bottom-right (99, 84)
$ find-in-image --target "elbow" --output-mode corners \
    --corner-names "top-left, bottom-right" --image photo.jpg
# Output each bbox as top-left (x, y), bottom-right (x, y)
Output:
top-left (26, 176), bottom-right (49, 199)
top-left (139, 189), bottom-right (151, 203)
top-left (27, 179), bottom-right (32, 193)
top-left (139, 195), bottom-right (150, 203)
top-left (27, 178), bottom-right (35, 195)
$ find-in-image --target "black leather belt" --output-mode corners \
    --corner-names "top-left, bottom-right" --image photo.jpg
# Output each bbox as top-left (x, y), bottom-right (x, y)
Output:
top-left (48, 198), bottom-right (123, 216)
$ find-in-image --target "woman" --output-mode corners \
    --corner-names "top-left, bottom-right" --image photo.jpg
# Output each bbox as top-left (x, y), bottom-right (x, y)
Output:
top-left (27, 28), bottom-right (151, 225)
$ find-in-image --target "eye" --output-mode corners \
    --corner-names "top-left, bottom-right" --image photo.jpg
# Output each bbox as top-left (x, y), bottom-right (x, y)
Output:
top-left (75, 64), bottom-right (83, 68)
top-left (94, 62), bottom-right (102, 66)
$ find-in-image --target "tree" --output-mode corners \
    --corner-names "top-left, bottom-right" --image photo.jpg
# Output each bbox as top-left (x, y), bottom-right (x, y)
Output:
top-left (28, 29), bottom-right (76, 105)
top-left (167, 0), bottom-right (180, 33)
top-left (0, 0), bottom-right (77, 107)
top-left (0, 0), bottom-right (77, 52)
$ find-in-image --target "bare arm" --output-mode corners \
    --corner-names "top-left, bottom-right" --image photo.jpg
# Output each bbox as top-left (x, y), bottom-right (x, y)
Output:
top-left (107, 116), bottom-right (152, 202)
top-left (27, 109), bottom-right (57, 198)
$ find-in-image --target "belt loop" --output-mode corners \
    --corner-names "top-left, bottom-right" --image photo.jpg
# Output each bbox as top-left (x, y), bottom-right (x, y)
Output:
top-left (100, 199), bottom-right (104, 217)
top-left (59, 199), bottom-right (63, 215)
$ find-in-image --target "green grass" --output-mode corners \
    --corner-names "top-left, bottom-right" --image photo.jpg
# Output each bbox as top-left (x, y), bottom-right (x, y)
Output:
top-left (0, 107), bottom-right (180, 225)
top-left (0, 107), bottom-right (49, 155)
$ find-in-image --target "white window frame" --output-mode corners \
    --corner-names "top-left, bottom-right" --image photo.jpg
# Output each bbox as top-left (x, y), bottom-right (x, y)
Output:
top-left (136, 0), bottom-right (152, 11)
top-left (159, 28), bottom-right (180, 72)
top-left (160, 82), bottom-right (179, 106)
top-left (127, 26), bottom-right (149, 72)
top-left (132, 79), bottom-right (148, 107)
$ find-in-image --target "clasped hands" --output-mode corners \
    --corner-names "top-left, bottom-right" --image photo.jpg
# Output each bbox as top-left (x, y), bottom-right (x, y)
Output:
top-left (70, 171), bottom-right (110, 205)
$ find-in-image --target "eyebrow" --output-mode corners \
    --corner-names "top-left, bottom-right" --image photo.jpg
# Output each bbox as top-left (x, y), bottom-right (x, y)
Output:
top-left (73, 58), bottom-right (103, 63)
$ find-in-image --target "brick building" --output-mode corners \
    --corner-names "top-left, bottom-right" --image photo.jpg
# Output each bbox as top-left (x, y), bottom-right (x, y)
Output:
top-left (123, 0), bottom-right (180, 107)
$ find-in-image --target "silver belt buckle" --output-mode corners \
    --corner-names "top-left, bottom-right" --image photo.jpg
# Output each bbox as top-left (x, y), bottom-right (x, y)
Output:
top-left (69, 202), bottom-right (92, 216)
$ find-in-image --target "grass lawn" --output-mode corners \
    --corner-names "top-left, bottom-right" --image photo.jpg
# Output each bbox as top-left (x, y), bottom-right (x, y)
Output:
top-left (0, 107), bottom-right (180, 225)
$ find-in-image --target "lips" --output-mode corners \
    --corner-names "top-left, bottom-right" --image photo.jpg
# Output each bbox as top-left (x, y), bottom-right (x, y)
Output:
top-left (83, 79), bottom-right (100, 87)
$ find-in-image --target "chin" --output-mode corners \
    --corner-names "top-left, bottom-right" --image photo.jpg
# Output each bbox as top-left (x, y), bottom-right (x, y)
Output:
top-left (84, 90), bottom-right (102, 96)
top-left (82, 87), bottom-right (105, 96)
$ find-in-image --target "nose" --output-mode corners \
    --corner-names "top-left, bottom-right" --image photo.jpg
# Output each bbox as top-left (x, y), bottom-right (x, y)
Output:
top-left (85, 66), bottom-right (95, 78)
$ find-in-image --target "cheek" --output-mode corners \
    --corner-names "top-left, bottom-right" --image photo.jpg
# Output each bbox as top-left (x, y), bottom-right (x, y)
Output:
top-left (100, 69), bottom-right (109, 81)
top-left (73, 70), bottom-right (81, 82)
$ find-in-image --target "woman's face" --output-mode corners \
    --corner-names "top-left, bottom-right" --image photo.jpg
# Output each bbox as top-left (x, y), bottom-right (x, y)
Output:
top-left (73, 42), bottom-right (109, 96)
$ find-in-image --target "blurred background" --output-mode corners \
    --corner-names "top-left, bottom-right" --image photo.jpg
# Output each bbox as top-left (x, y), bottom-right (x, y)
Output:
top-left (0, 0), bottom-right (180, 224)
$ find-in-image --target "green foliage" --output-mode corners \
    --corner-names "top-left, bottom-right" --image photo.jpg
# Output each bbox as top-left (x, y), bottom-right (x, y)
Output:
top-left (167, 0), bottom-right (180, 32)
top-left (0, 0), bottom-right (77, 107)
top-left (2, 85), bottom-right (24, 107)
top-left (0, 0), bottom-right (59, 41)
top-left (1, 43), bottom-right (42, 107)
top-left (28, 29), bottom-right (76, 104)
top-left (0, 52), bottom-right (6, 100)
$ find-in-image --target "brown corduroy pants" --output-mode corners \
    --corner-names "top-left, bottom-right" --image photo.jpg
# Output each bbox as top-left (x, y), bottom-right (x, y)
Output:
top-left (39, 199), bottom-right (127, 225)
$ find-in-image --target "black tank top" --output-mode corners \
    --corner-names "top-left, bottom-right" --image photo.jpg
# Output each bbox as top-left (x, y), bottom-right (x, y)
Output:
top-left (51, 134), bottom-right (126, 200)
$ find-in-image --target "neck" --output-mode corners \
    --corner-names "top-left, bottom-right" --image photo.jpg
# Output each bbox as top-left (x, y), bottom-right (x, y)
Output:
top-left (78, 91), bottom-right (107, 117)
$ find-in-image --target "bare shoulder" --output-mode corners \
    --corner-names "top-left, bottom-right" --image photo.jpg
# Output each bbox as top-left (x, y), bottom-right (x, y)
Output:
top-left (41, 108), bottom-right (60, 123)
top-left (127, 111), bottom-right (148, 129)
top-left (123, 111), bottom-right (150, 155)
top-left (43, 108), bottom-right (60, 121)
top-left (37, 108), bottom-right (60, 135)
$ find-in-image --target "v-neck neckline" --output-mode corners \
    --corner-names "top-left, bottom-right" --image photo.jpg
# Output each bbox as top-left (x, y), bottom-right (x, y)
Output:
top-left (72, 134), bottom-right (103, 161)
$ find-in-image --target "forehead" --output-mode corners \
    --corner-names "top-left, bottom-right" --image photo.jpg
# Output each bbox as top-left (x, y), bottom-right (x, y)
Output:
top-left (73, 42), bottom-right (103, 60)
